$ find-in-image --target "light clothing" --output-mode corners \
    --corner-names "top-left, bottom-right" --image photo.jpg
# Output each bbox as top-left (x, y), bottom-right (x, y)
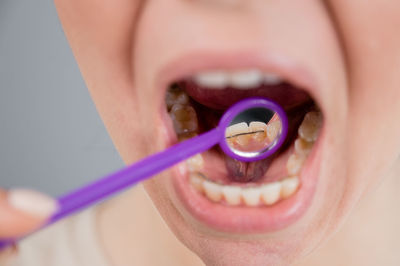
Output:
top-left (10, 208), bottom-right (110, 266)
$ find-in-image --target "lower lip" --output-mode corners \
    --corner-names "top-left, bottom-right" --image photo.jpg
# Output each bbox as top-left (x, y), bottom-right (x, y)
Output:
top-left (171, 130), bottom-right (323, 234)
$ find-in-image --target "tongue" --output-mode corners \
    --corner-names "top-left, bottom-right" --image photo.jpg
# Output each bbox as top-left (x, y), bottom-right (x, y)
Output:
top-left (225, 156), bottom-right (274, 182)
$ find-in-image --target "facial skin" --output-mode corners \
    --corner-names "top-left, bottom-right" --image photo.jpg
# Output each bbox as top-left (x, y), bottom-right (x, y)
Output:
top-left (54, 0), bottom-right (400, 265)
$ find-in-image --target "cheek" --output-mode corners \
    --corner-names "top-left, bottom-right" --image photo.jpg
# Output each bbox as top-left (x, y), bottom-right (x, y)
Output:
top-left (330, 0), bottom-right (400, 191)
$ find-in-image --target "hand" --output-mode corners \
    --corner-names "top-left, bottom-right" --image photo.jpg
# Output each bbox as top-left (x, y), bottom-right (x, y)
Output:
top-left (0, 189), bottom-right (57, 263)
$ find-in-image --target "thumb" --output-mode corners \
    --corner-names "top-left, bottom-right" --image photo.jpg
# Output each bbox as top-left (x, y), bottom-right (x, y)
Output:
top-left (0, 189), bottom-right (58, 239)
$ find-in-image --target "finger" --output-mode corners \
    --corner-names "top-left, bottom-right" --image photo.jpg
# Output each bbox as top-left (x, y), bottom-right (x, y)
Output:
top-left (0, 189), bottom-right (58, 239)
top-left (0, 244), bottom-right (17, 265)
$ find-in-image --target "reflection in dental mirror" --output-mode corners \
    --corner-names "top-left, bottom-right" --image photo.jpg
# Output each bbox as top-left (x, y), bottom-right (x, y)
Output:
top-left (225, 107), bottom-right (282, 157)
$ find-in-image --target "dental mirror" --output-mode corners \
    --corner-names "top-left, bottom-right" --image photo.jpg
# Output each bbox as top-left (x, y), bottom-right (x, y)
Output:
top-left (219, 98), bottom-right (288, 162)
top-left (0, 97), bottom-right (288, 250)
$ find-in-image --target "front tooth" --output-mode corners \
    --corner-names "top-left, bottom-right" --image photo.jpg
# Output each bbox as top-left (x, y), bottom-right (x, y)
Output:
top-left (260, 182), bottom-right (282, 205)
top-left (229, 70), bottom-right (263, 89)
top-left (298, 112), bottom-right (323, 142)
top-left (186, 154), bottom-right (204, 172)
top-left (281, 177), bottom-right (300, 199)
top-left (286, 153), bottom-right (306, 176)
top-left (249, 121), bottom-right (267, 142)
top-left (264, 73), bottom-right (283, 85)
top-left (242, 187), bottom-right (261, 206)
top-left (203, 180), bottom-right (222, 202)
top-left (194, 71), bottom-right (229, 89)
top-left (189, 173), bottom-right (204, 192)
top-left (222, 186), bottom-right (242, 206)
top-left (225, 122), bottom-right (249, 137)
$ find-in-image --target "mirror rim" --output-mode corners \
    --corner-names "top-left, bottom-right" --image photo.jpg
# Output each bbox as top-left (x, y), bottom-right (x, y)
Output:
top-left (218, 97), bottom-right (288, 162)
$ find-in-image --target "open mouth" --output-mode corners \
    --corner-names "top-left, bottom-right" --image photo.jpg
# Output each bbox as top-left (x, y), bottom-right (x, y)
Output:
top-left (160, 64), bottom-right (324, 234)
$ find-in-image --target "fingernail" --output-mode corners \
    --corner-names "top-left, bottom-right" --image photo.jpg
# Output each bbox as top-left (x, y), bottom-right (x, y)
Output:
top-left (7, 189), bottom-right (58, 218)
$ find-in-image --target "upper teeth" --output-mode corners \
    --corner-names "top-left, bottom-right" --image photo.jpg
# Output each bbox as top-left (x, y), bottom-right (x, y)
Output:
top-left (193, 70), bottom-right (283, 89)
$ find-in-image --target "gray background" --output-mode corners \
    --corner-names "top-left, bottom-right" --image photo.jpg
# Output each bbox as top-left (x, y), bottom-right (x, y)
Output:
top-left (0, 1), bottom-right (123, 196)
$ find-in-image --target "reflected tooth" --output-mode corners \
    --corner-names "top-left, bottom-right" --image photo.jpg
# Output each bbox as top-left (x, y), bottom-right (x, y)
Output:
top-left (242, 187), bottom-right (261, 206)
top-left (190, 173), bottom-right (204, 192)
top-left (281, 177), bottom-right (300, 199)
top-left (222, 186), bottom-right (242, 206)
top-left (226, 122), bottom-right (251, 146)
top-left (294, 138), bottom-right (313, 156)
top-left (264, 73), bottom-right (283, 85)
top-left (298, 112), bottom-right (323, 142)
top-left (230, 70), bottom-right (263, 89)
top-left (170, 104), bottom-right (198, 135)
top-left (186, 154), bottom-right (204, 172)
top-left (266, 120), bottom-right (282, 142)
top-left (225, 122), bottom-right (249, 137)
top-left (249, 121), bottom-right (267, 142)
top-left (260, 182), bottom-right (282, 205)
top-left (286, 153), bottom-right (306, 176)
top-left (203, 180), bottom-right (222, 202)
top-left (194, 71), bottom-right (229, 89)
top-left (249, 121), bottom-right (267, 132)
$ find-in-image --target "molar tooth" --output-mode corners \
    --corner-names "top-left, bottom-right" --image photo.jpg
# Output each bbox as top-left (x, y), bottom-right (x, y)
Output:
top-left (229, 70), bottom-right (263, 89)
top-left (264, 73), bottom-right (283, 85)
top-left (189, 173), bottom-right (204, 192)
top-left (186, 154), bottom-right (204, 172)
top-left (203, 180), bottom-right (223, 202)
top-left (281, 177), bottom-right (300, 199)
top-left (286, 153), bottom-right (306, 176)
top-left (294, 138), bottom-right (313, 156)
top-left (166, 86), bottom-right (189, 110)
top-left (170, 104), bottom-right (198, 135)
top-left (266, 120), bottom-right (282, 142)
top-left (222, 186), bottom-right (242, 206)
top-left (298, 111), bottom-right (323, 142)
top-left (194, 71), bottom-right (229, 89)
top-left (242, 187), bottom-right (261, 206)
top-left (260, 182), bottom-right (282, 205)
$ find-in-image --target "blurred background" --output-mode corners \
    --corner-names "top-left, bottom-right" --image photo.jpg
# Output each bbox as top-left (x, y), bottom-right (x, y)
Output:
top-left (0, 1), bottom-right (123, 196)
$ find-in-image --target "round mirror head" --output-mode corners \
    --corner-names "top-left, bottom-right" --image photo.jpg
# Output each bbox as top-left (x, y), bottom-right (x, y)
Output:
top-left (219, 98), bottom-right (288, 162)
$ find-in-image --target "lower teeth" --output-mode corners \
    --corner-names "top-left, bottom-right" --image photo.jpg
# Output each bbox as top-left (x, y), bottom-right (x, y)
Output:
top-left (167, 86), bottom-right (322, 207)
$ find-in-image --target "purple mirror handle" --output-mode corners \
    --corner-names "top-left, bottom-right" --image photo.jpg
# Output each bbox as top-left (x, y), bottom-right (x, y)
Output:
top-left (0, 128), bottom-right (221, 250)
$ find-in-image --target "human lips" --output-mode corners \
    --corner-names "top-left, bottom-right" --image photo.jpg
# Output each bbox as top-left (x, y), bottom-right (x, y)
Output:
top-left (156, 53), bottom-right (325, 233)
